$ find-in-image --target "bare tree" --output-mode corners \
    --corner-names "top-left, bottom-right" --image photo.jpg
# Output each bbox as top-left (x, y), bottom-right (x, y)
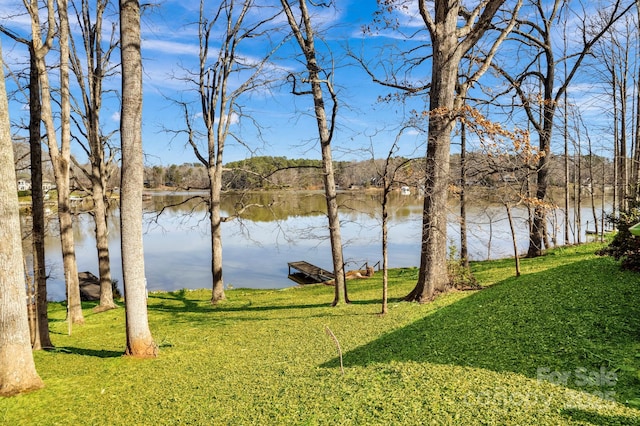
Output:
top-left (0, 38), bottom-right (44, 396)
top-left (371, 128), bottom-right (416, 314)
top-left (69, 0), bottom-right (119, 312)
top-left (280, 0), bottom-right (348, 305)
top-left (492, 0), bottom-right (634, 257)
top-left (24, 0), bottom-right (84, 324)
top-left (171, 0), bottom-right (282, 304)
top-left (119, 0), bottom-right (157, 357)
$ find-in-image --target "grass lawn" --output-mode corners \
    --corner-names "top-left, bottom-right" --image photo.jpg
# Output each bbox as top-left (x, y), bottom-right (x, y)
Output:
top-left (3, 242), bottom-right (640, 425)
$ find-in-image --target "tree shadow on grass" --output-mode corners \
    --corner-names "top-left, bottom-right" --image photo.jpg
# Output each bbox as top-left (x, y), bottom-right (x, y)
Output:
top-left (146, 288), bottom-right (389, 317)
top-left (50, 347), bottom-right (123, 358)
top-left (147, 293), bottom-right (329, 314)
top-left (325, 257), bottom-right (640, 402)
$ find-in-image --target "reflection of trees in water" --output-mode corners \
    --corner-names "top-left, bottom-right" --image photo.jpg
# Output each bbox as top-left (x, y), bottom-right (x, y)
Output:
top-left (139, 190), bottom-right (426, 223)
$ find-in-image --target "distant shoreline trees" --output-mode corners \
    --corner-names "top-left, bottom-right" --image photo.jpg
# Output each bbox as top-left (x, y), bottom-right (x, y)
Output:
top-left (137, 153), bottom-right (615, 196)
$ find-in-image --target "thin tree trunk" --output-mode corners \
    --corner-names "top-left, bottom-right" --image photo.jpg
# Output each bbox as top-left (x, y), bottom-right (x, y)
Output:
top-left (56, 0), bottom-right (84, 324)
top-left (70, 0), bottom-right (117, 311)
top-left (632, 0), bottom-right (640, 198)
top-left (460, 121), bottom-right (469, 268)
top-left (381, 175), bottom-right (389, 315)
top-left (91, 176), bottom-right (116, 311)
top-left (613, 70), bottom-right (619, 217)
top-left (28, 42), bottom-right (52, 349)
top-left (280, 0), bottom-right (347, 306)
top-left (588, 135), bottom-right (599, 236)
top-left (576, 142), bottom-right (582, 244)
top-left (564, 66), bottom-right (570, 245)
top-left (505, 203), bottom-right (521, 277)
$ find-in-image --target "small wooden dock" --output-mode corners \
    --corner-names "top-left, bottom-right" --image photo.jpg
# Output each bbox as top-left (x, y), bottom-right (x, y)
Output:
top-left (287, 261), bottom-right (335, 285)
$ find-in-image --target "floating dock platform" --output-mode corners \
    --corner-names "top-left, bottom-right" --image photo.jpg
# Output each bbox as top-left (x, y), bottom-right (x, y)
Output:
top-left (287, 261), bottom-right (335, 285)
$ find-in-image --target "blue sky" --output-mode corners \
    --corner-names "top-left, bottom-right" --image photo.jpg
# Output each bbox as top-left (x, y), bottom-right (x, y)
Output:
top-left (1, 0), bottom-right (430, 167)
top-left (1, 0), bottom-right (627, 167)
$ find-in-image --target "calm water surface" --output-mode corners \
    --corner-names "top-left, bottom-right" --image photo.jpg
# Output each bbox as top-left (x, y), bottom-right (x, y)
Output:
top-left (38, 190), bottom-right (610, 301)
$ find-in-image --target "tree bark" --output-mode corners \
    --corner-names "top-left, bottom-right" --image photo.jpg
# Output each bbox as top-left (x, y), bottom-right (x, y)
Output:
top-left (405, 1), bottom-right (461, 302)
top-left (26, 0), bottom-right (84, 324)
top-left (280, 0), bottom-right (347, 305)
top-left (0, 39), bottom-right (44, 396)
top-left (91, 173), bottom-right (116, 311)
top-left (70, 0), bottom-right (117, 311)
top-left (120, 0), bottom-right (157, 358)
top-left (460, 120), bottom-right (469, 268)
top-left (28, 42), bottom-right (53, 349)
top-left (209, 163), bottom-right (225, 303)
top-left (55, 0), bottom-right (84, 324)
top-left (401, 0), bottom-right (513, 302)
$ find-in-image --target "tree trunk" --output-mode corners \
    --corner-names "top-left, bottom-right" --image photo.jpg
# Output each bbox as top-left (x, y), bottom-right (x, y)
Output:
top-left (405, 10), bottom-right (459, 302)
top-left (280, 0), bottom-right (347, 305)
top-left (56, 0), bottom-right (84, 324)
top-left (0, 39), bottom-right (44, 396)
top-left (634, 2), bottom-right (640, 199)
top-left (527, 106), bottom-right (554, 258)
top-left (321, 141), bottom-right (348, 306)
top-left (28, 0), bottom-right (84, 324)
top-left (72, 0), bottom-right (117, 312)
top-left (460, 120), bottom-right (469, 268)
top-left (381, 176), bottom-right (390, 315)
top-left (399, 0), bottom-right (513, 301)
top-left (120, 0), bottom-right (157, 358)
top-left (505, 203), bottom-right (521, 277)
top-left (91, 171), bottom-right (116, 312)
top-left (28, 42), bottom-right (53, 349)
top-left (210, 165), bottom-right (225, 303)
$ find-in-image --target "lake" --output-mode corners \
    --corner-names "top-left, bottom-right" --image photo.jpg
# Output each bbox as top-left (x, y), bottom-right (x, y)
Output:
top-left (34, 190), bottom-right (611, 301)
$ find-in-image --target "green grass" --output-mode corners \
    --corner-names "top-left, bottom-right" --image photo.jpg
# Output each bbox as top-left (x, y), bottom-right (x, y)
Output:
top-left (3, 242), bottom-right (640, 425)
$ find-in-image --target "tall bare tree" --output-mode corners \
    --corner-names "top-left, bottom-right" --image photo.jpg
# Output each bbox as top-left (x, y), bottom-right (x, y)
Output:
top-left (69, 0), bottom-right (119, 312)
top-left (25, 0), bottom-right (84, 324)
top-left (177, 0), bottom-right (281, 304)
top-left (280, 0), bottom-right (349, 306)
top-left (0, 39), bottom-right (44, 397)
top-left (120, 0), bottom-right (157, 357)
top-left (372, 128), bottom-right (415, 314)
top-left (493, 0), bottom-right (634, 257)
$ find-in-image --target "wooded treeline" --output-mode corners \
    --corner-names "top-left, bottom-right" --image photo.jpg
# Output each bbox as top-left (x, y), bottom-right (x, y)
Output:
top-left (138, 153), bottom-right (615, 194)
top-left (2, 0), bottom-right (640, 396)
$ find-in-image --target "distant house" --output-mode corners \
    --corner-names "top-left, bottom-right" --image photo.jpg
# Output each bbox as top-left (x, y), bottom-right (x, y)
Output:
top-left (400, 186), bottom-right (411, 195)
top-left (42, 180), bottom-right (55, 193)
top-left (17, 179), bottom-right (31, 192)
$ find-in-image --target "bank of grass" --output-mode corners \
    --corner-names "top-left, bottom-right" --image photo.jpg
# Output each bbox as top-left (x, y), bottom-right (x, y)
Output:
top-left (3, 242), bottom-right (640, 425)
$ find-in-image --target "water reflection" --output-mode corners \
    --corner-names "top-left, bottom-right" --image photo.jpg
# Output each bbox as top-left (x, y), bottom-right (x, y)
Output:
top-left (34, 190), bottom-right (610, 301)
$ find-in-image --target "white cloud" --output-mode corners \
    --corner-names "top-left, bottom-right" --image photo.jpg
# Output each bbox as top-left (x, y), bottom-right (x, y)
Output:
top-left (143, 39), bottom-right (200, 57)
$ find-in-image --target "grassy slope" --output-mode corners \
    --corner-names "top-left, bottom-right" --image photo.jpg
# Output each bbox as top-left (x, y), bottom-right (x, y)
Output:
top-left (3, 242), bottom-right (640, 425)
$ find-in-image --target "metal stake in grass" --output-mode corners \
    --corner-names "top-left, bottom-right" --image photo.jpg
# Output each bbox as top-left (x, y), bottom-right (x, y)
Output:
top-left (324, 325), bottom-right (344, 375)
